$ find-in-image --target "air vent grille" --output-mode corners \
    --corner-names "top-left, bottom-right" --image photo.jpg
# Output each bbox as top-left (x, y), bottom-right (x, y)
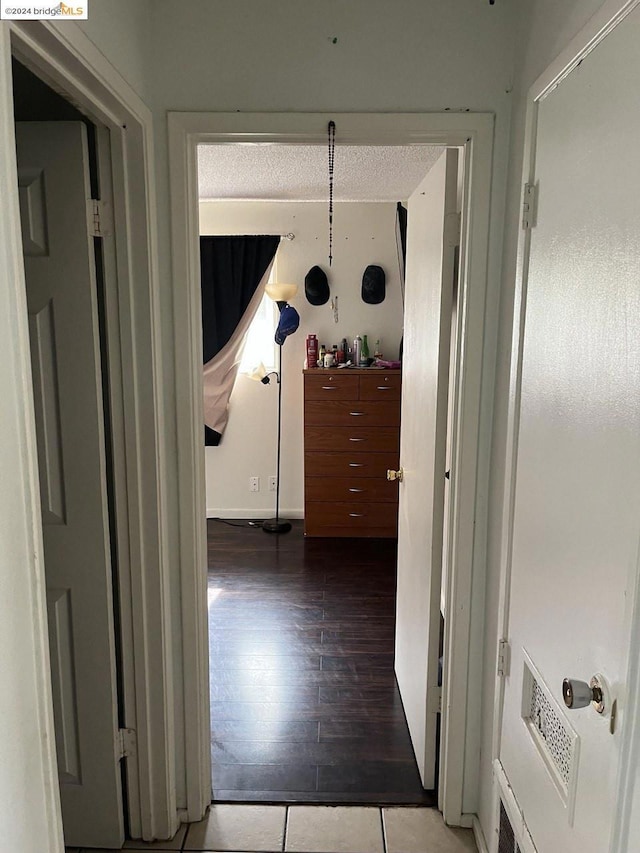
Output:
top-left (521, 651), bottom-right (580, 820)
top-left (528, 676), bottom-right (573, 786)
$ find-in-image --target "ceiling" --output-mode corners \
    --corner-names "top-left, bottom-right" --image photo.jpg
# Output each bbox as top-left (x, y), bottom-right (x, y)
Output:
top-left (197, 144), bottom-right (445, 202)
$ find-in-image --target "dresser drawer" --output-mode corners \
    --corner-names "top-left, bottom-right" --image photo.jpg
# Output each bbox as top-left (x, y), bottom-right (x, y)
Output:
top-left (305, 372), bottom-right (359, 400)
top-left (305, 477), bottom-right (398, 503)
top-left (304, 400), bottom-right (400, 427)
top-left (359, 372), bottom-right (402, 401)
top-left (305, 451), bottom-right (399, 479)
top-left (304, 501), bottom-right (398, 536)
top-left (304, 426), bottom-right (400, 453)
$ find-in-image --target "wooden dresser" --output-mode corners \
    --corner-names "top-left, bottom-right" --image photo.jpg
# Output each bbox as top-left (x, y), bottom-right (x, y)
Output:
top-left (303, 368), bottom-right (402, 537)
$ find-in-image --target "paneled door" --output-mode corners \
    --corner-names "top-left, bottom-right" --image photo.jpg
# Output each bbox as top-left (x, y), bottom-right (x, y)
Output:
top-left (499, 8), bottom-right (640, 852)
top-left (17, 122), bottom-right (124, 849)
top-left (395, 148), bottom-right (458, 788)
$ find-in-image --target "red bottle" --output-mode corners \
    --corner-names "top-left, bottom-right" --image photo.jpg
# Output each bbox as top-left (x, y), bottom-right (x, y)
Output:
top-left (306, 334), bottom-right (318, 368)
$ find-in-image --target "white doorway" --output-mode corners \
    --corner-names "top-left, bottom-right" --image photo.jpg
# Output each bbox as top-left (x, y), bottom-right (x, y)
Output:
top-left (1, 24), bottom-right (174, 848)
top-left (169, 111), bottom-right (496, 827)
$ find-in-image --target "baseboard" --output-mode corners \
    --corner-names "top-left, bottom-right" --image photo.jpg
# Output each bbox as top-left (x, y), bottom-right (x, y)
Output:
top-left (473, 816), bottom-right (490, 853)
top-left (206, 508), bottom-right (304, 520)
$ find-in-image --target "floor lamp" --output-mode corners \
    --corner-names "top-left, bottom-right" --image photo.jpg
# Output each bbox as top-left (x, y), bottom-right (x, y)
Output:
top-left (262, 282), bottom-right (299, 534)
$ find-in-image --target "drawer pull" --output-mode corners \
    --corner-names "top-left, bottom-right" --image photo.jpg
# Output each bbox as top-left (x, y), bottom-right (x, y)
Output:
top-left (349, 488), bottom-right (365, 493)
top-left (349, 463), bottom-right (364, 467)
top-left (349, 411), bottom-right (365, 416)
top-left (376, 386), bottom-right (390, 390)
top-left (349, 437), bottom-right (366, 442)
top-left (321, 386), bottom-right (336, 390)
top-left (349, 512), bottom-right (365, 517)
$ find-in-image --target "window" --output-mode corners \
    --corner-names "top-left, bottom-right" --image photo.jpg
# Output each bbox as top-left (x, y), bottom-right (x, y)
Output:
top-left (239, 290), bottom-right (277, 374)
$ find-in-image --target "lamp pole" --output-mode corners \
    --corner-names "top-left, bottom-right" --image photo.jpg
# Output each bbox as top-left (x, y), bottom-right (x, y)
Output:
top-left (262, 325), bottom-right (292, 534)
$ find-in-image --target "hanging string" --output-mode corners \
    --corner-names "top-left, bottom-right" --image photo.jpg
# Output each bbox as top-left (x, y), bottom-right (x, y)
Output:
top-left (328, 120), bottom-right (336, 266)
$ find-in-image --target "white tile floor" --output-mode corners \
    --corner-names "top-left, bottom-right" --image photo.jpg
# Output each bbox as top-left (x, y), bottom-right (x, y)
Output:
top-left (69, 803), bottom-right (477, 853)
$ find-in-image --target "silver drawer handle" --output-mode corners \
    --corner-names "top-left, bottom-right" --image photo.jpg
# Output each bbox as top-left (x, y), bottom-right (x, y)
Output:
top-left (349, 488), bottom-right (365, 493)
top-left (349, 411), bottom-right (365, 416)
top-left (349, 438), bottom-right (365, 442)
top-left (349, 463), bottom-right (364, 467)
top-left (349, 513), bottom-right (365, 517)
top-left (376, 386), bottom-right (390, 390)
top-left (321, 386), bottom-right (336, 390)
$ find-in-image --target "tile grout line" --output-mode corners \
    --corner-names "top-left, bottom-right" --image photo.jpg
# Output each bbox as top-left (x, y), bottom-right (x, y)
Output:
top-left (379, 806), bottom-right (388, 853)
top-left (282, 804), bottom-right (289, 852)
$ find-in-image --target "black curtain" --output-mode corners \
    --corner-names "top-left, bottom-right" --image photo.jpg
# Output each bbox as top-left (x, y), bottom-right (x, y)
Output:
top-left (396, 203), bottom-right (408, 361)
top-left (396, 202), bottom-right (407, 289)
top-left (201, 235), bottom-right (280, 446)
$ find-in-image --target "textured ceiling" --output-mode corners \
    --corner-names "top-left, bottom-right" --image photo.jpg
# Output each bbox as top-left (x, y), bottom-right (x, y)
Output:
top-left (197, 144), bottom-right (445, 202)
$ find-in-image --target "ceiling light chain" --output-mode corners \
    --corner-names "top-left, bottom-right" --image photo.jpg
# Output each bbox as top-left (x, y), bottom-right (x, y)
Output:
top-left (328, 120), bottom-right (336, 266)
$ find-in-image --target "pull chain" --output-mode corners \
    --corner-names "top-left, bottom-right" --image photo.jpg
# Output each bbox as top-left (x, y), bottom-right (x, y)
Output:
top-left (328, 120), bottom-right (335, 267)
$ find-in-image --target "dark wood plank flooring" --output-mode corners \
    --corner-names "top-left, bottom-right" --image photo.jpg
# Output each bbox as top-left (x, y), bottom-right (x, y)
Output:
top-left (208, 519), bottom-right (436, 805)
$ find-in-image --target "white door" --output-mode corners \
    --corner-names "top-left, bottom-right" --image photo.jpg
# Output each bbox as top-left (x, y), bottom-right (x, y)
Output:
top-left (395, 148), bottom-right (458, 788)
top-left (17, 122), bottom-right (124, 849)
top-left (499, 9), bottom-right (640, 852)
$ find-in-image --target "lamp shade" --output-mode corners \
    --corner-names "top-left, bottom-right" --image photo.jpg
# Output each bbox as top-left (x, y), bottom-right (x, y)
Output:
top-left (265, 282), bottom-right (298, 303)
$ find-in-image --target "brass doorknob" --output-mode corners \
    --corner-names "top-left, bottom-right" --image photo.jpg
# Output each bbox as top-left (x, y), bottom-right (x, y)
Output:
top-left (387, 468), bottom-right (404, 482)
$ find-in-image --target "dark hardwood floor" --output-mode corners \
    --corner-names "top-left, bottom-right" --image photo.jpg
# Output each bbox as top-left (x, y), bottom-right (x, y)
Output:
top-left (207, 518), bottom-right (436, 805)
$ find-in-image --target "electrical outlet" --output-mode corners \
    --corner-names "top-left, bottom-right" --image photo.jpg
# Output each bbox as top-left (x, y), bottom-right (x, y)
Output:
top-left (249, 476), bottom-right (260, 492)
top-left (268, 476), bottom-right (277, 492)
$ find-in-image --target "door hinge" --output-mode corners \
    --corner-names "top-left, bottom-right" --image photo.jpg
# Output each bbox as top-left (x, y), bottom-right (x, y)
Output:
top-left (117, 727), bottom-right (137, 760)
top-left (429, 685), bottom-right (443, 714)
top-left (522, 183), bottom-right (536, 230)
top-left (87, 199), bottom-right (113, 237)
top-left (497, 639), bottom-right (511, 677)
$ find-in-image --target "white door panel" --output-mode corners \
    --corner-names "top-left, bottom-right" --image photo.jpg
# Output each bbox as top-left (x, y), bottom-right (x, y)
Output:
top-left (395, 149), bottom-right (458, 788)
top-left (500, 9), bottom-right (640, 852)
top-left (18, 122), bottom-right (124, 849)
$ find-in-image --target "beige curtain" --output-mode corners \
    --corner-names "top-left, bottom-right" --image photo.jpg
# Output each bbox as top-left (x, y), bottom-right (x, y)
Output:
top-left (202, 257), bottom-right (275, 437)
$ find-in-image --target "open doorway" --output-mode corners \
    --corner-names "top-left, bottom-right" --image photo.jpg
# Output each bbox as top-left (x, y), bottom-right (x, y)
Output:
top-left (197, 142), bottom-right (462, 804)
top-left (169, 110), bottom-right (494, 827)
top-left (6, 28), bottom-right (174, 841)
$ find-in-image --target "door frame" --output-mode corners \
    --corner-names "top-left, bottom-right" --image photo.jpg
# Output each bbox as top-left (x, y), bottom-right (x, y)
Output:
top-left (1, 20), bottom-right (176, 845)
top-left (491, 1), bottom-right (640, 850)
top-left (168, 110), bottom-right (495, 825)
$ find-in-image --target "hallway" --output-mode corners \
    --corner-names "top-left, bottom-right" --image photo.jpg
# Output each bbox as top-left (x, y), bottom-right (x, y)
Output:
top-left (207, 520), bottom-right (434, 804)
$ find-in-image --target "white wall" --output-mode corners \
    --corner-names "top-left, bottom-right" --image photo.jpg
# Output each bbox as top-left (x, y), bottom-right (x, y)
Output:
top-left (200, 201), bottom-right (404, 518)
top-left (74, 0), bottom-right (151, 100)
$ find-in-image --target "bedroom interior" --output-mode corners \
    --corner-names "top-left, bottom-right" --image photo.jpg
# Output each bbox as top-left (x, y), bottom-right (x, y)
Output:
top-left (200, 140), bottom-right (460, 803)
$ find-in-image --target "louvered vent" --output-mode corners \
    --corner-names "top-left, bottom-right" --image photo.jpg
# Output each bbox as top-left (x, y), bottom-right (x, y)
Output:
top-left (521, 652), bottom-right (580, 818)
top-left (528, 677), bottom-right (573, 786)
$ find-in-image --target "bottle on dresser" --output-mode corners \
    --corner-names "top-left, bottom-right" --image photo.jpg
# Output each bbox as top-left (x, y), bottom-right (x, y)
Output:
top-left (306, 334), bottom-right (318, 369)
top-left (353, 335), bottom-right (362, 367)
top-left (360, 334), bottom-right (370, 366)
